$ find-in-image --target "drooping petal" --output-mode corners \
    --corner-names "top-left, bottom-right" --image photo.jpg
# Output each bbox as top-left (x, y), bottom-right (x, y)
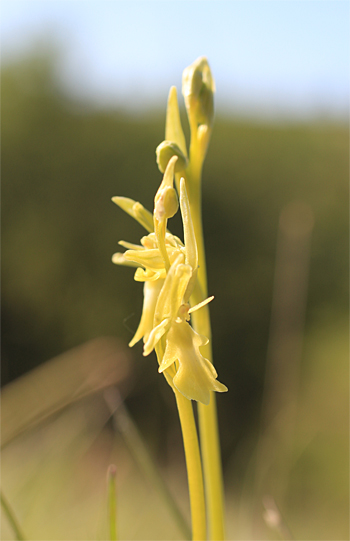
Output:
top-left (153, 254), bottom-right (191, 326)
top-left (158, 339), bottom-right (178, 373)
top-left (129, 278), bottom-right (164, 347)
top-left (143, 317), bottom-right (170, 357)
top-left (160, 320), bottom-right (227, 405)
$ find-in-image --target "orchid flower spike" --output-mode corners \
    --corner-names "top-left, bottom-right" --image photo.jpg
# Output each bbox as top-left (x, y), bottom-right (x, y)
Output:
top-left (112, 142), bottom-right (227, 405)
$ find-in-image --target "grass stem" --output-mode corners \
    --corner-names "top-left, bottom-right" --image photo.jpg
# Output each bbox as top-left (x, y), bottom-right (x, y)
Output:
top-left (107, 465), bottom-right (117, 541)
top-left (174, 390), bottom-right (207, 540)
top-left (1, 490), bottom-right (26, 541)
top-left (183, 146), bottom-right (227, 541)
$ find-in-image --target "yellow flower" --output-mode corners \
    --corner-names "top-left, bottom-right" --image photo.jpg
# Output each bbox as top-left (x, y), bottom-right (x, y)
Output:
top-left (112, 231), bottom-right (185, 347)
top-left (143, 251), bottom-right (227, 405)
top-left (112, 160), bottom-right (227, 404)
top-left (161, 317), bottom-right (227, 406)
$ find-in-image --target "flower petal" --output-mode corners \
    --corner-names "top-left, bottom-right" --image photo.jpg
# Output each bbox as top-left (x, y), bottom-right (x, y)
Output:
top-left (129, 278), bottom-right (164, 347)
top-left (112, 196), bottom-right (154, 233)
top-left (143, 317), bottom-right (170, 356)
top-left (119, 240), bottom-right (144, 250)
top-left (178, 179), bottom-right (198, 302)
top-left (165, 320), bottom-right (228, 405)
top-left (134, 268), bottom-right (164, 282)
top-left (153, 255), bottom-right (191, 326)
top-left (112, 253), bottom-right (139, 268)
top-left (124, 248), bottom-right (165, 270)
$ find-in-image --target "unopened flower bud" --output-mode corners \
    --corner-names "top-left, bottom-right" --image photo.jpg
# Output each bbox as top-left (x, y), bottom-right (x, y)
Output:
top-left (182, 56), bottom-right (215, 127)
top-left (156, 141), bottom-right (188, 174)
top-left (154, 186), bottom-right (178, 221)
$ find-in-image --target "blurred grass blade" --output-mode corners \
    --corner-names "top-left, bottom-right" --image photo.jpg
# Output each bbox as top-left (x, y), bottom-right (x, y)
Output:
top-left (107, 464), bottom-right (118, 541)
top-left (1, 491), bottom-right (26, 540)
top-left (1, 338), bottom-right (131, 448)
top-left (104, 388), bottom-right (191, 541)
top-left (253, 201), bottom-right (314, 533)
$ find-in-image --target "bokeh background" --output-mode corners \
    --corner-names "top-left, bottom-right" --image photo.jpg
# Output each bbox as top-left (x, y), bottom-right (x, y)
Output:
top-left (2, 1), bottom-right (349, 540)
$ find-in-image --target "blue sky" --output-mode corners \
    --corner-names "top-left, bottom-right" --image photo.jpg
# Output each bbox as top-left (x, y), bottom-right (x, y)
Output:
top-left (2, 0), bottom-right (349, 118)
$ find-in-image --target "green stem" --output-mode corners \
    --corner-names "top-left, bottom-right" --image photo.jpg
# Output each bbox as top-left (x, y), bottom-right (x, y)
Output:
top-left (190, 251), bottom-right (226, 541)
top-left (1, 491), bottom-right (25, 541)
top-left (107, 465), bottom-right (117, 541)
top-left (180, 137), bottom-right (226, 540)
top-left (174, 390), bottom-right (207, 541)
top-left (156, 337), bottom-right (206, 541)
top-left (197, 396), bottom-right (226, 541)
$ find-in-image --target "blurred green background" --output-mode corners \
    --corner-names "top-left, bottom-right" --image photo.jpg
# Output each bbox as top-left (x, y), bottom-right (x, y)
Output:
top-left (2, 49), bottom-right (349, 540)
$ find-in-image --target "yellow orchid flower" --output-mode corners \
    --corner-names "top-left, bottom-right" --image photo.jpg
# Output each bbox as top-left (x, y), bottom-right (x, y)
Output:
top-left (160, 316), bottom-right (227, 406)
top-left (143, 252), bottom-right (227, 405)
top-left (112, 156), bottom-right (227, 405)
top-left (112, 231), bottom-right (184, 347)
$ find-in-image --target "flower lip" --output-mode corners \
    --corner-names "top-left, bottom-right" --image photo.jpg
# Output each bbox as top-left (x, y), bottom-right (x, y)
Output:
top-left (158, 318), bottom-right (228, 405)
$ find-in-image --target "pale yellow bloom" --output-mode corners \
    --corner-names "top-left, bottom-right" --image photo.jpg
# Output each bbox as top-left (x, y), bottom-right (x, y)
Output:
top-left (112, 231), bottom-right (184, 347)
top-left (143, 251), bottom-right (227, 405)
top-left (161, 316), bottom-right (227, 406)
top-left (112, 158), bottom-right (227, 404)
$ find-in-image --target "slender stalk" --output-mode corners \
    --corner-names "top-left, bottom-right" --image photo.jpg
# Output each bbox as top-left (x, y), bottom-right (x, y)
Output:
top-left (197, 395), bottom-right (226, 541)
top-left (1, 491), bottom-right (25, 541)
top-left (174, 389), bottom-right (207, 541)
top-left (107, 465), bottom-right (117, 541)
top-left (180, 139), bottom-right (226, 540)
top-left (156, 334), bottom-right (206, 541)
